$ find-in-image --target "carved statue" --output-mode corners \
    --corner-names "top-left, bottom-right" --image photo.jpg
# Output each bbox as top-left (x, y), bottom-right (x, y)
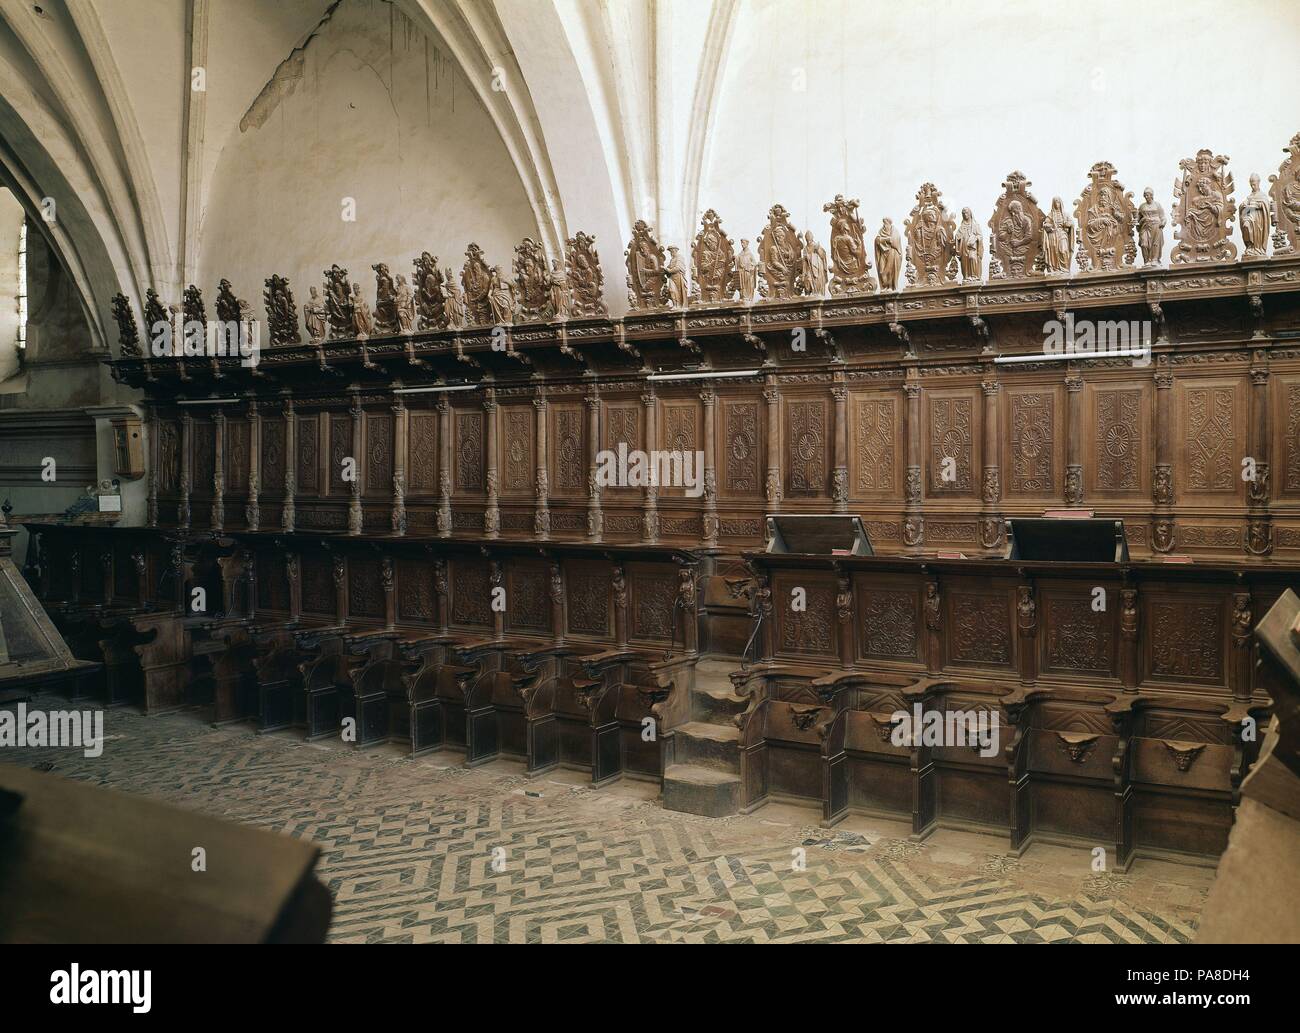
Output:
top-left (547, 259), bottom-right (571, 319)
top-left (303, 286), bottom-right (327, 344)
top-left (1238, 172), bottom-right (1271, 258)
top-left (801, 230), bottom-right (828, 296)
top-left (443, 266), bottom-right (466, 329)
top-left (874, 218), bottom-right (903, 291)
top-left (735, 239), bottom-right (759, 302)
top-left (487, 265), bottom-right (515, 325)
top-left (143, 288), bottom-right (169, 341)
top-left (1171, 149), bottom-right (1236, 264)
top-left (1270, 131), bottom-right (1300, 255)
top-left (1074, 162), bottom-right (1137, 271)
top-left (263, 274), bottom-right (301, 345)
top-left (989, 172), bottom-right (1044, 278)
top-left (322, 265), bottom-right (353, 339)
top-left (371, 263), bottom-right (399, 335)
top-left (758, 204), bottom-right (801, 300)
top-left (512, 237), bottom-right (549, 321)
top-left (822, 194), bottom-right (875, 294)
top-left (665, 246), bottom-right (689, 309)
top-left (394, 274), bottom-right (416, 334)
top-left (110, 293), bottom-right (141, 356)
top-left (566, 232), bottom-right (608, 317)
top-left (214, 279), bottom-right (240, 328)
top-left (1040, 197), bottom-right (1075, 275)
top-left (461, 243), bottom-right (493, 325)
top-left (1138, 187), bottom-right (1167, 266)
top-left (625, 221), bottom-right (667, 310)
top-left (413, 252), bottom-right (446, 331)
top-left (183, 283), bottom-right (207, 332)
top-left (691, 209), bottom-right (735, 304)
top-left (350, 282), bottom-right (372, 339)
top-left (953, 207), bottom-right (983, 283)
top-left (904, 184), bottom-right (957, 287)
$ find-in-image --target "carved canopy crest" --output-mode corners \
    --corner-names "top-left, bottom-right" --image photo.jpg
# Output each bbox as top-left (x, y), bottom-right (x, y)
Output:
top-left (110, 293), bottom-right (141, 356)
top-left (1268, 131), bottom-right (1300, 255)
top-left (263, 274), bottom-right (301, 345)
top-left (757, 204), bottom-right (802, 300)
top-left (143, 288), bottom-right (168, 337)
top-left (182, 283), bottom-right (207, 329)
top-left (625, 219), bottom-right (667, 310)
top-left (413, 251), bottom-right (446, 331)
top-left (460, 243), bottom-right (493, 326)
top-left (371, 263), bottom-right (399, 335)
top-left (989, 171), bottom-right (1044, 279)
top-left (691, 209), bottom-right (736, 304)
top-left (513, 237), bottom-right (550, 321)
top-left (1073, 161), bottom-right (1137, 272)
top-left (1171, 149), bottom-right (1236, 264)
top-left (214, 279), bottom-right (240, 325)
top-left (904, 183), bottom-right (957, 287)
top-left (822, 194), bottom-right (874, 295)
top-left (322, 264), bottom-right (353, 339)
top-left (566, 232), bottom-right (608, 317)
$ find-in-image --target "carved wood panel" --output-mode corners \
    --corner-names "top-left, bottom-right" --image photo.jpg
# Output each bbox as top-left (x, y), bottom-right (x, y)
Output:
top-left (226, 419), bottom-right (249, 492)
top-left (1277, 377), bottom-right (1300, 497)
top-left (550, 404), bottom-right (586, 496)
top-left (566, 563), bottom-right (610, 637)
top-left (849, 393), bottom-right (899, 498)
top-left (451, 559), bottom-right (491, 627)
top-left (365, 411), bottom-right (393, 497)
top-left (784, 397), bottom-right (828, 496)
top-left (1039, 587), bottom-right (1116, 677)
top-left (604, 404), bottom-right (641, 495)
top-left (455, 410), bottom-right (484, 493)
top-left (721, 398), bottom-right (761, 497)
top-left (301, 553), bottom-right (332, 615)
top-left (347, 556), bottom-right (384, 620)
top-left (192, 420), bottom-right (215, 497)
top-left (630, 567), bottom-right (676, 643)
top-left (397, 558), bottom-right (433, 622)
top-left (257, 551), bottom-right (289, 612)
top-left (261, 417), bottom-right (285, 491)
top-left (926, 391), bottom-right (976, 496)
top-left (1176, 378), bottom-right (1245, 500)
top-left (408, 411), bottom-right (438, 494)
top-left (945, 584), bottom-right (1014, 669)
top-left (329, 414), bottom-right (350, 493)
top-left (660, 401), bottom-right (698, 498)
top-left (1088, 384), bottom-right (1146, 496)
top-left (1005, 387), bottom-right (1059, 496)
top-left (854, 576), bottom-right (920, 662)
top-left (501, 406), bottom-right (534, 495)
top-left (1144, 591), bottom-right (1226, 687)
top-left (506, 563), bottom-right (548, 632)
top-left (297, 415), bottom-right (319, 493)
top-left (773, 573), bottom-right (836, 658)
top-left (157, 420), bottom-right (180, 493)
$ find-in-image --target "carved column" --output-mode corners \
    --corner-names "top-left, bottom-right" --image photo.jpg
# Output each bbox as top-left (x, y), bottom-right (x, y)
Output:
top-left (677, 565), bottom-right (699, 655)
top-left (145, 404), bottom-right (158, 528)
top-left (835, 568), bottom-right (853, 667)
top-left (211, 409), bottom-right (225, 531)
top-left (903, 376), bottom-right (923, 550)
top-left (923, 579), bottom-right (942, 675)
top-left (246, 398), bottom-right (261, 531)
top-left (391, 398), bottom-right (408, 535)
top-left (1064, 370), bottom-right (1084, 507)
top-left (549, 561), bottom-right (565, 644)
top-left (1231, 591), bottom-right (1253, 702)
top-left (1017, 584), bottom-right (1038, 685)
top-left (286, 551), bottom-right (301, 621)
top-left (1152, 359), bottom-right (1175, 553)
top-left (1119, 585), bottom-right (1139, 691)
top-left (484, 388), bottom-right (499, 538)
top-left (533, 395), bottom-right (550, 538)
top-left (332, 555), bottom-right (346, 622)
top-left (612, 564), bottom-right (628, 648)
top-left (282, 397), bottom-right (296, 533)
top-left (436, 397), bottom-right (452, 536)
top-left (831, 379), bottom-right (848, 513)
top-left (179, 411), bottom-right (192, 529)
top-left (586, 390), bottom-right (602, 541)
top-left (1247, 357), bottom-right (1272, 556)
top-left (382, 556), bottom-right (396, 630)
top-left (434, 558), bottom-right (449, 635)
top-left (980, 373), bottom-right (1001, 552)
top-left (700, 386), bottom-right (718, 544)
top-left (763, 376), bottom-right (782, 514)
top-left (641, 387), bottom-right (659, 542)
top-left (348, 393), bottom-right (363, 535)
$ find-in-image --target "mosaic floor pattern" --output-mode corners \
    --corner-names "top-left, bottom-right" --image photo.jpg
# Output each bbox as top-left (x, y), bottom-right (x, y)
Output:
top-left (0, 694), bottom-right (1213, 943)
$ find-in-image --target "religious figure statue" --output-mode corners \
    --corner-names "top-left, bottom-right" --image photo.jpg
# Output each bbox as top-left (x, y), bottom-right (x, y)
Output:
top-left (1074, 162), bottom-right (1137, 271)
top-left (665, 246), bottom-right (688, 308)
top-left (215, 278), bottom-right (241, 326)
top-left (547, 259), bottom-right (571, 319)
top-left (512, 237), bottom-right (549, 321)
top-left (487, 265), bottom-right (515, 325)
top-left (413, 252), bottom-right (446, 330)
top-left (874, 218), bottom-right (903, 291)
top-left (904, 184), bottom-right (957, 286)
top-left (442, 267), bottom-right (466, 329)
top-left (758, 204), bottom-right (802, 299)
top-left (1137, 187), bottom-right (1166, 266)
top-left (1171, 149), bottom-right (1236, 264)
top-left (371, 263), bottom-right (399, 335)
top-left (394, 274), bottom-right (416, 334)
top-left (735, 239), bottom-right (759, 302)
top-left (143, 288), bottom-right (169, 341)
top-left (110, 293), bottom-right (141, 356)
top-left (801, 230), bottom-right (828, 296)
top-left (263, 274), bottom-right (301, 345)
top-left (822, 194), bottom-right (875, 294)
top-left (989, 172), bottom-right (1044, 278)
top-left (1270, 132), bottom-right (1300, 255)
top-left (322, 265), bottom-right (353, 339)
top-left (1040, 197), bottom-right (1075, 274)
top-left (625, 220), bottom-right (667, 309)
top-left (953, 207), bottom-right (983, 283)
top-left (1238, 172), bottom-right (1271, 258)
top-left (566, 232), bottom-right (608, 316)
top-left (460, 243), bottom-right (493, 325)
top-left (350, 282), bottom-right (372, 339)
top-left (690, 209), bottom-right (735, 303)
top-left (303, 285), bottom-right (327, 343)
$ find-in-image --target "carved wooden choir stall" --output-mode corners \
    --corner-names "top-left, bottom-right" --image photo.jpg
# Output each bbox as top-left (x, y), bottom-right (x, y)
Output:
top-left (25, 131), bottom-right (1300, 868)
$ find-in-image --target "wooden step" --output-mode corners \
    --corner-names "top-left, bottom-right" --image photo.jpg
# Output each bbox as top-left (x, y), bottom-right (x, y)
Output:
top-left (662, 763), bottom-right (742, 818)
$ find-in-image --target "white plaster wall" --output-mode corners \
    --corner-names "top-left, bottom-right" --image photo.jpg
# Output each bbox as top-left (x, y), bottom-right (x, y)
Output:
top-left (197, 0), bottom-right (535, 312)
top-left (0, 187), bottom-right (24, 383)
top-left (699, 0), bottom-right (1300, 263)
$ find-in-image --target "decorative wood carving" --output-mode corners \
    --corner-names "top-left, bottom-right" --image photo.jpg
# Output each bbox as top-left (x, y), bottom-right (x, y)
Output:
top-left (1043, 597), bottom-right (1112, 673)
top-left (854, 396), bottom-right (897, 494)
top-left (904, 184), bottom-right (958, 287)
top-left (413, 252), bottom-right (446, 331)
top-left (1184, 385), bottom-right (1237, 492)
top-left (452, 561), bottom-right (491, 626)
top-left (409, 412), bottom-right (437, 493)
top-left (1150, 599), bottom-right (1222, 681)
top-left (823, 194), bottom-right (875, 295)
top-left (786, 399), bottom-right (827, 495)
top-left (513, 237), bottom-right (550, 321)
top-left (322, 265), bottom-right (352, 339)
top-left (503, 407), bottom-right (533, 493)
top-left (989, 171), bottom-right (1044, 279)
top-left (632, 573), bottom-right (676, 641)
top-left (566, 232), bottom-right (608, 317)
top-left (691, 209), bottom-right (736, 304)
top-left (780, 584), bottom-right (834, 656)
top-left (568, 570), bottom-right (610, 635)
top-left (1008, 392), bottom-right (1055, 494)
top-left (1094, 388), bottom-right (1141, 492)
top-left (1171, 149), bottom-right (1237, 264)
top-left (626, 220), bottom-right (667, 310)
top-left (928, 395), bottom-right (974, 494)
top-left (461, 244), bottom-right (493, 327)
top-left (1269, 131), bottom-right (1300, 255)
top-left (1073, 162), bottom-right (1137, 272)
top-left (757, 204), bottom-right (801, 300)
top-left (455, 411), bottom-right (483, 491)
top-left (861, 588), bottom-right (918, 660)
top-left (1057, 731), bottom-right (1099, 764)
top-left (1238, 173), bottom-right (1272, 260)
top-left (949, 592), bottom-right (1012, 666)
top-left (722, 400), bottom-right (760, 496)
top-left (110, 293), bottom-right (141, 356)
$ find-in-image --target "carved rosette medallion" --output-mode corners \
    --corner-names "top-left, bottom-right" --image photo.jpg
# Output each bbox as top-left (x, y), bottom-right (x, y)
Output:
top-left (1171, 149), bottom-right (1237, 264)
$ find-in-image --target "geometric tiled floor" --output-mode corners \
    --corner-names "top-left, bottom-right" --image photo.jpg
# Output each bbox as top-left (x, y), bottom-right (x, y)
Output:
top-left (0, 694), bottom-right (1212, 943)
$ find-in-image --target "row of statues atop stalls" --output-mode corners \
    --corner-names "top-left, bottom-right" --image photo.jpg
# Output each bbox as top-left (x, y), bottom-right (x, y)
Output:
top-left (110, 134), bottom-right (1300, 353)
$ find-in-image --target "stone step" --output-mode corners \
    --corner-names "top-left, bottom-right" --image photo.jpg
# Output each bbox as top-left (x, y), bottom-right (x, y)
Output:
top-left (661, 763), bottom-right (742, 818)
top-left (692, 683), bottom-right (748, 724)
top-left (674, 720), bottom-right (740, 771)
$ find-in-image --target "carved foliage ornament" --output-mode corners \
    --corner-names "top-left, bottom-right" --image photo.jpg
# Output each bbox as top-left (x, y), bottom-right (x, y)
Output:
top-left (1172, 149), bottom-right (1237, 264)
top-left (1074, 162), bottom-right (1137, 272)
top-left (111, 293), bottom-right (141, 356)
top-left (905, 183), bottom-right (958, 287)
top-left (989, 171), bottom-right (1044, 279)
top-left (263, 274), bottom-right (301, 345)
